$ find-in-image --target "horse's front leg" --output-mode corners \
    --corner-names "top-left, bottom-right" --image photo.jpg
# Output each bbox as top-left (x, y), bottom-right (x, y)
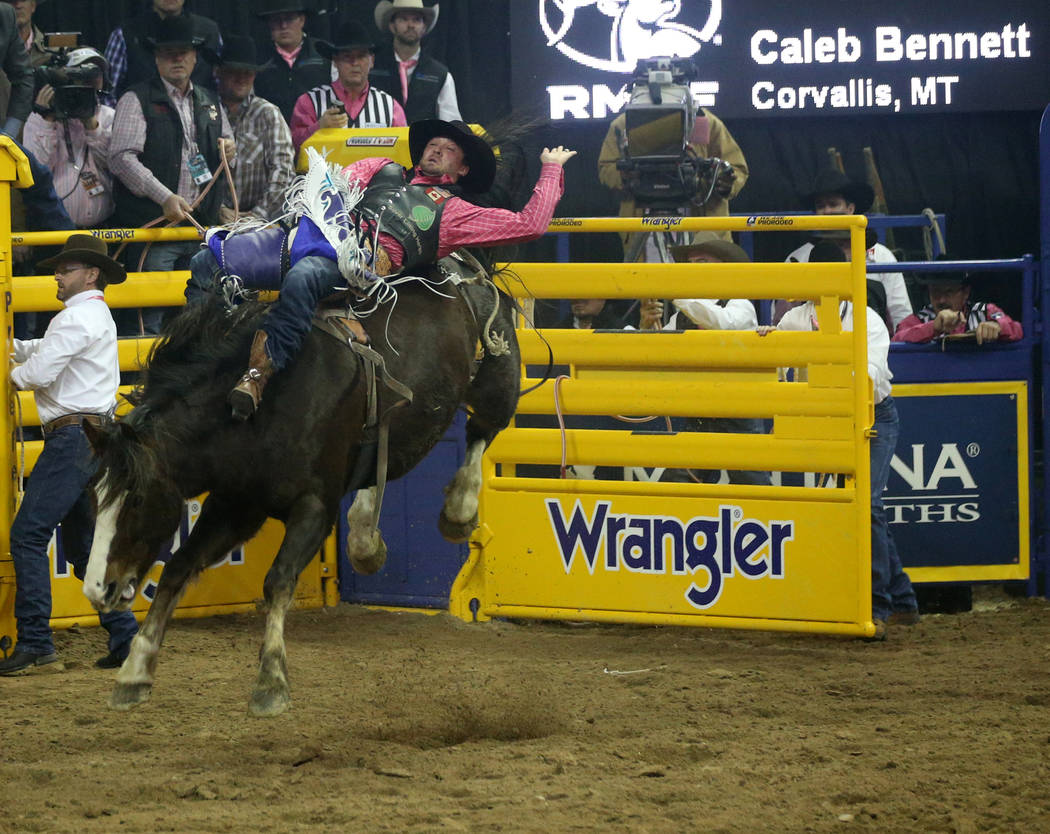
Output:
top-left (344, 486), bottom-right (387, 574)
top-left (439, 437), bottom-right (486, 543)
top-left (252, 495), bottom-right (331, 717)
top-left (111, 498), bottom-right (264, 710)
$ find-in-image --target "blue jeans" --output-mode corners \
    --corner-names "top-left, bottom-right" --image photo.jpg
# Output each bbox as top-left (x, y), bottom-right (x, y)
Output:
top-left (260, 256), bottom-right (343, 370)
top-left (10, 425), bottom-right (138, 655)
top-left (870, 396), bottom-right (917, 620)
top-left (186, 248), bottom-right (222, 303)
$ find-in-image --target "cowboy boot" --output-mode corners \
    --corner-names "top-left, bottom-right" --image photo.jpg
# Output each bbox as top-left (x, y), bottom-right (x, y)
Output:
top-left (228, 330), bottom-right (275, 420)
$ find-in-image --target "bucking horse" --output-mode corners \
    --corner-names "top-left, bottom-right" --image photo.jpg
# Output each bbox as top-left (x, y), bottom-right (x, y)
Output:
top-left (80, 263), bottom-right (520, 716)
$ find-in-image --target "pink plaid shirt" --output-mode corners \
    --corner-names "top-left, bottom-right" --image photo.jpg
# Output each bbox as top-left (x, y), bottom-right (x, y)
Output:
top-left (341, 158), bottom-right (566, 269)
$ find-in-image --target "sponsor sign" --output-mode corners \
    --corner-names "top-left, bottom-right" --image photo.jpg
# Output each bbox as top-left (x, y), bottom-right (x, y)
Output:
top-left (345, 136), bottom-right (398, 147)
top-left (517, 1), bottom-right (1049, 119)
top-left (887, 385), bottom-right (1027, 570)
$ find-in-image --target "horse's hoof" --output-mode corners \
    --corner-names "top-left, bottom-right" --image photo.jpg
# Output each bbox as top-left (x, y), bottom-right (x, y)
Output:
top-left (438, 510), bottom-right (478, 543)
top-left (109, 681), bottom-right (152, 710)
top-left (249, 687), bottom-right (291, 717)
top-left (347, 535), bottom-right (387, 575)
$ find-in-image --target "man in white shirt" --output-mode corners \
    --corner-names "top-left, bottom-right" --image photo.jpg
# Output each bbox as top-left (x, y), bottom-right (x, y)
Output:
top-left (760, 240), bottom-right (918, 638)
top-left (640, 235), bottom-right (770, 486)
top-left (0, 235), bottom-right (138, 675)
top-left (782, 169), bottom-right (912, 331)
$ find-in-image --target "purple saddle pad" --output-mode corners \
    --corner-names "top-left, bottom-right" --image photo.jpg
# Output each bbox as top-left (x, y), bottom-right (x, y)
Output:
top-left (207, 225), bottom-right (290, 290)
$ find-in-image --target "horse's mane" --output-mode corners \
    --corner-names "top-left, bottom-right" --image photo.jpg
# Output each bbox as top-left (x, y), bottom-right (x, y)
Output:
top-left (95, 299), bottom-right (268, 508)
top-left (139, 298), bottom-right (267, 413)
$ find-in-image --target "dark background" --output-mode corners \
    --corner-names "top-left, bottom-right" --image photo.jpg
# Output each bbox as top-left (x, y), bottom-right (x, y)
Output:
top-left (27, 1), bottom-right (1046, 270)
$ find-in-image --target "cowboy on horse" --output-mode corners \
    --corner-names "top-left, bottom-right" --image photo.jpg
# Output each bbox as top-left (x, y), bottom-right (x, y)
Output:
top-left (186, 118), bottom-right (576, 419)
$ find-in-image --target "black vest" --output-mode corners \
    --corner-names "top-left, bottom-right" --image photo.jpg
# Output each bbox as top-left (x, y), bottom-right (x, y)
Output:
top-left (113, 79), bottom-right (227, 228)
top-left (370, 50), bottom-right (450, 123)
top-left (355, 163), bottom-right (450, 271)
top-left (254, 35), bottom-right (331, 125)
top-left (119, 10), bottom-right (221, 100)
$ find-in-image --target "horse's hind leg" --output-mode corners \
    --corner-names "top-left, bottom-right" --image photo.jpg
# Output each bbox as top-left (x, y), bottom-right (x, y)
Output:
top-left (439, 436), bottom-right (487, 543)
top-left (251, 494), bottom-right (330, 717)
top-left (112, 497), bottom-right (264, 710)
top-left (344, 487), bottom-right (387, 575)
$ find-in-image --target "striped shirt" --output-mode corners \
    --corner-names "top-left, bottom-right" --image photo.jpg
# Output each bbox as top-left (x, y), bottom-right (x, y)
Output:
top-left (223, 92), bottom-right (295, 221)
top-left (290, 80), bottom-right (406, 151)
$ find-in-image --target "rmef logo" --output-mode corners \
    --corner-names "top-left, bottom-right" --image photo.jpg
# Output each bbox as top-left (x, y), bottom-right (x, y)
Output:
top-left (539, 1), bottom-right (723, 73)
top-left (545, 499), bottom-right (792, 609)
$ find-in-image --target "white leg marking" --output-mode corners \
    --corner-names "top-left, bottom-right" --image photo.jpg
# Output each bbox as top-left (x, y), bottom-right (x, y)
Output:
top-left (444, 440), bottom-right (485, 523)
top-left (83, 479), bottom-right (126, 607)
top-left (345, 488), bottom-right (378, 554)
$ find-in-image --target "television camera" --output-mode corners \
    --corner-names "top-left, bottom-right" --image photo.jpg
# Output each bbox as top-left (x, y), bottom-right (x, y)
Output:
top-left (615, 57), bottom-right (735, 209)
top-left (32, 34), bottom-right (106, 122)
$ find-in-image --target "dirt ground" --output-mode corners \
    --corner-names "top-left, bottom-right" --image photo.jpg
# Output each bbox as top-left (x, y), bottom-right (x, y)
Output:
top-left (1, 589), bottom-right (1048, 834)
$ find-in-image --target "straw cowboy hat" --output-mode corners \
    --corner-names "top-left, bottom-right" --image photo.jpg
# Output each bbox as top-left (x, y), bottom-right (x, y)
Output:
top-left (375, 0), bottom-right (439, 35)
top-left (669, 232), bottom-right (751, 264)
top-left (38, 234), bottom-right (127, 286)
top-left (409, 119), bottom-right (496, 194)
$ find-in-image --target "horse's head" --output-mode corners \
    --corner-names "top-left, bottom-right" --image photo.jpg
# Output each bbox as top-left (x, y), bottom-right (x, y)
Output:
top-left (81, 413), bottom-right (183, 613)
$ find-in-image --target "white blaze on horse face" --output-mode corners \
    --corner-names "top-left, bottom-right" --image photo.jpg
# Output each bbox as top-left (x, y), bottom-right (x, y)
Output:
top-left (83, 478), bottom-right (127, 608)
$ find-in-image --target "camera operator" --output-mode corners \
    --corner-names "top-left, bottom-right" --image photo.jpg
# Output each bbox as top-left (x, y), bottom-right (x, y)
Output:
top-left (23, 47), bottom-right (115, 228)
top-left (597, 58), bottom-right (748, 250)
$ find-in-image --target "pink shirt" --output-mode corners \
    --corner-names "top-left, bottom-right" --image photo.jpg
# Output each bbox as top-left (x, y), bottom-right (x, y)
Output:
top-left (340, 157), bottom-right (566, 269)
top-left (893, 303), bottom-right (1024, 343)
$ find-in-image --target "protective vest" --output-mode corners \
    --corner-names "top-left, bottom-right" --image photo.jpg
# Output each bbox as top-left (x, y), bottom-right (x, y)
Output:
top-left (355, 163), bottom-right (450, 271)
top-left (112, 78), bottom-right (226, 228)
top-left (254, 36), bottom-right (331, 124)
top-left (370, 50), bottom-right (449, 123)
top-left (119, 10), bottom-right (220, 99)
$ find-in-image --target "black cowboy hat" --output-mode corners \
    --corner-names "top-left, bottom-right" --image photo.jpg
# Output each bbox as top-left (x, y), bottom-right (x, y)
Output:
top-left (254, 0), bottom-right (314, 17)
top-left (316, 21), bottom-right (374, 59)
top-left (144, 15), bottom-right (206, 52)
top-left (912, 254), bottom-right (970, 285)
top-left (409, 119), bottom-right (496, 194)
top-left (38, 234), bottom-right (127, 286)
top-left (802, 168), bottom-right (875, 214)
top-left (214, 34), bottom-right (268, 72)
top-left (669, 233), bottom-right (750, 264)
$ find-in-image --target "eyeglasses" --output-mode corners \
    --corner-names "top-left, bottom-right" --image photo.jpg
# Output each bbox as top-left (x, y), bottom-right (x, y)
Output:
top-left (54, 264), bottom-right (88, 277)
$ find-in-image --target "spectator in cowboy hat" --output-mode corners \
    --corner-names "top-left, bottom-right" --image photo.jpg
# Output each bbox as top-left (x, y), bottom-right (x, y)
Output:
top-left (102, 0), bottom-right (222, 105)
top-left (781, 167), bottom-right (912, 330)
top-left (289, 19), bottom-right (405, 152)
top-left (0, 234), bottom-right (139, 677)
top-left (893, 262), bottom-right (1023, 344)
top-left (252, 0), bottom-right (332, 125)
top-left (370, 0), bottom-right (461, 122)
top-left (639, 233), bottom-right (771, 486)
top-left (214, 33), bottom-right (294, 223)
top-left (109, 13), bottom-right (235, 334)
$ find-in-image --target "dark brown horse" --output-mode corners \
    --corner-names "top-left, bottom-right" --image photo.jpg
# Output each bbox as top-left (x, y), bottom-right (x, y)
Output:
top-left (81, 278), bottom-right (519, 715)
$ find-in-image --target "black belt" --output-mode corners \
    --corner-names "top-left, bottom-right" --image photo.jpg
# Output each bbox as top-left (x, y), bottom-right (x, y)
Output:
top-left (41, 412), bottom-right (110, 436)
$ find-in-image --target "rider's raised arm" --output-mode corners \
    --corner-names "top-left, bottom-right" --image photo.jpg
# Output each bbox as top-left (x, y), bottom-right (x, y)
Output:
top-left (435, 149), bottom-right (574, 254)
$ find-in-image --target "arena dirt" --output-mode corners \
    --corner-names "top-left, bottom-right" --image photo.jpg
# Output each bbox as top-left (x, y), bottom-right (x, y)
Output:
top-left (1, 589), bottom-right (1048, 833)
